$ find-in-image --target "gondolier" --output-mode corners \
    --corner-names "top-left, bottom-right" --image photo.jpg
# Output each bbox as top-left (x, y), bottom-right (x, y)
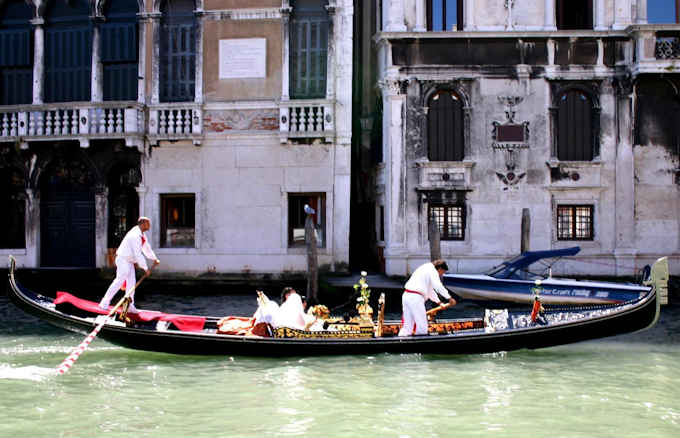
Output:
top-left (99, 217), bottom-right (160, 313)
top-left (399, 259), bottom-right (456, 336)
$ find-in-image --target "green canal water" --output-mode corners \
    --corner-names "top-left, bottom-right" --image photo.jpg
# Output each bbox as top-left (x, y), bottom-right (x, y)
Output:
top-left (1, 291), bottom-right (679, 437)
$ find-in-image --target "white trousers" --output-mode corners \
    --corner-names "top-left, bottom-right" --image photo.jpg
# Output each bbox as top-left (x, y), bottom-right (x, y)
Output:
top-left (398, 292), bottom-right (428, 336)
top-left (99, 256), bottom-right (137, 311)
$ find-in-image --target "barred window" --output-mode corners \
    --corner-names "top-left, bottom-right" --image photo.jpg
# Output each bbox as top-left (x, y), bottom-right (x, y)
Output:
top-left (429, 204), bottom-right (465, 240)
top-left (557, 205), bottom-right (593, 240)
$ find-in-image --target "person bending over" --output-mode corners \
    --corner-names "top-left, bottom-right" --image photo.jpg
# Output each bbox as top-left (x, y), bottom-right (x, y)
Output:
top-left (398, 259), bottom-right (456, 336)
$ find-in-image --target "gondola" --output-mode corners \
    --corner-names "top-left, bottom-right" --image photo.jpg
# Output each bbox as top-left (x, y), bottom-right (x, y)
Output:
top-left (6, 255), bottom-right (668, 357)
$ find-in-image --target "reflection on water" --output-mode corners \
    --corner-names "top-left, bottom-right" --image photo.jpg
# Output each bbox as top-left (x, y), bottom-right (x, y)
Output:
top-left (1, 291), bottom-right (679, 437)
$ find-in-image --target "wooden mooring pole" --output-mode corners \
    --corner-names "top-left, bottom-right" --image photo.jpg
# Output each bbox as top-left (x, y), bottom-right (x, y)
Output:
top-left (521, 208), bottom-right (530, 253)
top-left (429, 211), bottom-right (441, 261)
top-left (305, 209), bottom-right (318, 304)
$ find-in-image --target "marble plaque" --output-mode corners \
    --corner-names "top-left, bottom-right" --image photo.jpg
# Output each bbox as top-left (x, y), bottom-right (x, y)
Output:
top-left (219, 38), bottom-right (266, 79)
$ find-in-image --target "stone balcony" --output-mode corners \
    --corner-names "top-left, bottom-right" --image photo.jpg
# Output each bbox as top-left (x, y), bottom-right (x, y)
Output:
top-left (0, 102), bottom-right (146, 150)
top-left (279, 99), bottom-right (335, 143)
top-left (628, 25), bottom-right (680, 76)
top-left (0, 101), bottom-right (208, 150)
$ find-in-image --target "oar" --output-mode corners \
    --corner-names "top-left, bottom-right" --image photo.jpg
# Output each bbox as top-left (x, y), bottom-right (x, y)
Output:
top-left (56, 269), bottom-right (152, 375)
top-left (426, 301), bottom-right (455, 321)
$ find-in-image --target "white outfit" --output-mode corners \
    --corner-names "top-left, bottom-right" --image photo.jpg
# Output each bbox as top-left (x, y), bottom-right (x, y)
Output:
top-left (274, 292), bottom-right (308, 330)
top-left (398, 262), bottom-right (452, 336)
top-left (99, 225), bottom-right (157, 312)
top-left (253, 300), bottom-right (280, 326)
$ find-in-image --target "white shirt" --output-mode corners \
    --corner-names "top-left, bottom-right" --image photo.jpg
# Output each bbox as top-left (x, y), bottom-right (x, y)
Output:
top-left (404, 262), bottom-right (452, 304)
top-left (116, 225), bottom-right (157, 271)
top-left (274, 292), bottom-right (308, 330)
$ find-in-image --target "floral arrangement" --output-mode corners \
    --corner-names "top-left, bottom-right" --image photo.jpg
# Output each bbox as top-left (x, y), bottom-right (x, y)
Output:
top-left (354, 271), bottom-right (371, 308)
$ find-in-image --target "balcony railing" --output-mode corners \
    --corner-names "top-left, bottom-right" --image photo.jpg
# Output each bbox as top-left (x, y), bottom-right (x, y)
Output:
top-left (0, 102), bottom-right (144, 149)
top-left (629, 26), bottom-right (680, 75)
top-left (148, 103), bottom-right (203, 145)
top-left (279, 99), bottom-right (334, 143)
top-left (655, 36), bottom-right (680, 59)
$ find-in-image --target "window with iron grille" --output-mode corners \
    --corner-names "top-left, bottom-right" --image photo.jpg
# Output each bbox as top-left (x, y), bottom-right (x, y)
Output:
top-left (161, 193), bottom-right (195, 248)
top-left (0, 0), bottom-right (33, 105)
top-left (102, 0), bottom-right (139, 101)
top-left (556, 89), bottom-right (595, 161)
top-left (427, 0), bottom-right (463, 31)
top-left (159, 0), bottom-right (196, 102)
top-left (557, 205), bottom-right (594, 240)
top-left (290, 0), bottom-right (328, 99)
top-left (429, 204), bottom-right (465, 241)
top-left (428, 90), bottom-right (465, 161)
top-left (288, 193), bottom-right (325, 247)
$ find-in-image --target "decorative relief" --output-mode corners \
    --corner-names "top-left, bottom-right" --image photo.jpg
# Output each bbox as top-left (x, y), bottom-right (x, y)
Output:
top-left (204, 109), bottom-right (278, 132)
top-left (492, 96), bottom-right (529, 189)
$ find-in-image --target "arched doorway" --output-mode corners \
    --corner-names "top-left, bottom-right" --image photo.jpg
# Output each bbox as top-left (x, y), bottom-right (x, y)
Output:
top-left (40, 150), bottom-right (96, 267)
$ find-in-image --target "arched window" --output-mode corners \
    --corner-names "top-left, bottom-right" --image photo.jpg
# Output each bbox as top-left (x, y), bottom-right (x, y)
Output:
top-left (556, 89), bottom-right (595, 161)
top-left (102, 0), bottom-right (139, 101)
top-left (427, 90), bottom-right (464, 161)
top-left (0, 0), bottom-right (33, 105)
top-left (160, 0), bottom-right (196, 102)
top-left (290, 0), bottom-right (329, 99)
top-left (44, 0), bottom-right (92, 102)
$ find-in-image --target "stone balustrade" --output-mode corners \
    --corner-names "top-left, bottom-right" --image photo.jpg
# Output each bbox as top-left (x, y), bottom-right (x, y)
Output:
top-left (279, 99), bottom-right (335, 143)
top-left (0, 102), bottom-right (144, 149)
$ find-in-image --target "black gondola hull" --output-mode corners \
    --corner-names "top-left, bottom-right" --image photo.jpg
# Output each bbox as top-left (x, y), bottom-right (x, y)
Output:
top-left (7, 263), bottom-right (660, 357)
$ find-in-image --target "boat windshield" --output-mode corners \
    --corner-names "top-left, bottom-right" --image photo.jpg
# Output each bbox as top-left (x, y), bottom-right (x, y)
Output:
top-left (484, 247), bottom-right (580, 279)
top-left (485, 259), bottom-right (544, 280)
top-left (485, 256), bottom-right (523, 277)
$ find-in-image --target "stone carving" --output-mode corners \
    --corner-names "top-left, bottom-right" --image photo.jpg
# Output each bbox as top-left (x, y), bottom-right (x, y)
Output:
top-left (493, 96), bottom-right (528, 188)
top-left (204, 109), bottom-right (278, 132)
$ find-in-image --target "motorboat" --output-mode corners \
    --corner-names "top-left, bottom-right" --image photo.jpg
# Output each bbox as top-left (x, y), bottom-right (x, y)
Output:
top-left (443, 247), bottom-right (659, 306)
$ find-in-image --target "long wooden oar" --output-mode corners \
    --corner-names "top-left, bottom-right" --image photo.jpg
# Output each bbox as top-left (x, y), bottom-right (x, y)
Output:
top-left (56, 269), bottom-right (152, 375)
top-left (426, 300), bottom-right (455, 321)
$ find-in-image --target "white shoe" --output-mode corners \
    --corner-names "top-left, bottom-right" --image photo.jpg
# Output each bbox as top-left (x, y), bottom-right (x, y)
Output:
top-left (98, 303), bottom-right (108, 310)
top-left (127, 305), bottom-right (140, 314)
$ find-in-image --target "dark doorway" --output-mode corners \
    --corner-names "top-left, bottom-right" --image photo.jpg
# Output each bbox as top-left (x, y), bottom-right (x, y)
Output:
top-left (40, 152), bottom-right (96, 267)
top-left (107, 164), bottom-right (140, 249)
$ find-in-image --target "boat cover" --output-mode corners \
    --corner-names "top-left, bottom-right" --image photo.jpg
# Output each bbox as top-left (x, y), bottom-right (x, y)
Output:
top-left (54, 292), bottom-right (206, 332)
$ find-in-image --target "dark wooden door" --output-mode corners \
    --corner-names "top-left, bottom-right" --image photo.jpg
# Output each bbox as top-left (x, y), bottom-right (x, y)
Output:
top-left (41, 191), bottom-right (95, 267)
top-left (40, 160), bottom-right (96, 267)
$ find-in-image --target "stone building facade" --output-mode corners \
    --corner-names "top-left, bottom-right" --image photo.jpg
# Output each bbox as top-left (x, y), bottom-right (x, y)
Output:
top-left (0, 0), bottom-right (353, 274)
top-left (356, 0), bottom-right (680, 277)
